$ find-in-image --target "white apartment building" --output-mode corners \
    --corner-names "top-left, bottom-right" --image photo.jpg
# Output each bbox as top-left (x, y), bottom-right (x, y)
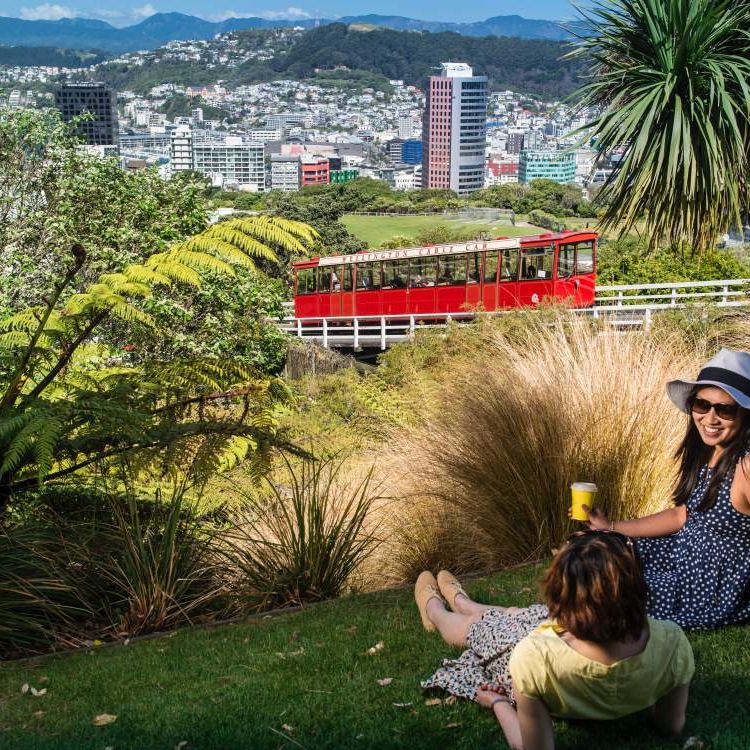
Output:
top-left (169, 127), bottom-right (194, 173)
top-left (270, 154), bottom-right (301, 191)
top-left (192, 137), bottom-right (265, 190)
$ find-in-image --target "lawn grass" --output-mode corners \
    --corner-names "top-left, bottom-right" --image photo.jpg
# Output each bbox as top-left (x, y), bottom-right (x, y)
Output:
top-left (341, 214), bottom-right (543, 247)
top-left (1, 563), bottom-right (748, 750)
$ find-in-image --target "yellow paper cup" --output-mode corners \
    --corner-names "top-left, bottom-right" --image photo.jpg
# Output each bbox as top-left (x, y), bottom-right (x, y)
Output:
top-left (571, 482), bottom-right (598, 522)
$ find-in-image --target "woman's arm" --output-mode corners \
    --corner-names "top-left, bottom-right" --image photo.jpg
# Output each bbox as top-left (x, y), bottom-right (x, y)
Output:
top-left (515, 692), bottom-right (555, 750)
top-left (651, 684), bottom-right (689, 736)
top-left (587, 504), bottom-right (687, 538)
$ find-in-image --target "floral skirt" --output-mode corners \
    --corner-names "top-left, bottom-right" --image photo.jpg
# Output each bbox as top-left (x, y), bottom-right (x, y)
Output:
top-left (421, 604), bottom-right (549, 700)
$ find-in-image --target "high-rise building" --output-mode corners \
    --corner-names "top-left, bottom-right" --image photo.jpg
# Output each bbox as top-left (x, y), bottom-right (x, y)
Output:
top-left (519, 150), bottom-right (576, 184)
top-left (271, 155), bottom-right (301, 191)
top-left (506, 129), bottom-right (525, 155)
top-left (54, 82), bottom-right (119, 148)
top-left (169, 127), bottom-right (194, 173)
top-left (401, 139), bottom-right (423, 165)
top-left (422, 62), bottom-right (488, 195)
top-left (387, 138), bottom-right (404, 164)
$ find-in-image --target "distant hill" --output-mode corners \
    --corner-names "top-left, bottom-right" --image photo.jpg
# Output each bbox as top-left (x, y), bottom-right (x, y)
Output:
top-left (0, 44), bottom-right (104, 67)
top-left (269, 25), bottom-right (584, 100)
top-left (93, 24), bottom-right (584, 101)
top-left (0, 12), bottom-right (574, 55)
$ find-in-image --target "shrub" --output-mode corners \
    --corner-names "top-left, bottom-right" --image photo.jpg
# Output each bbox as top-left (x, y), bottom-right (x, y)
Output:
top-left (0, 521), bottom-right (90, 656)
top-left (372, 311), bottom-right (698, 579)
top-left (225, 456), bottom-right (381, 611)
top-left (95, 493), bottom-right (225, 637)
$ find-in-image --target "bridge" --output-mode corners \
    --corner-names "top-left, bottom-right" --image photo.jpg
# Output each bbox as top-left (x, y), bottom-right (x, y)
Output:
top-left (277, 278), bottom-right (750, 351)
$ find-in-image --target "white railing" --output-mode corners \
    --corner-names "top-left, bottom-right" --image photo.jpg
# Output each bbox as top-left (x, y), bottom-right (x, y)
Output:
top-left (277, 279), bottom-right (750, 349)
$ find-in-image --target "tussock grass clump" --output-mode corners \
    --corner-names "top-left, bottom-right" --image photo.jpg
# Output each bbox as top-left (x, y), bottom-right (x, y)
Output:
top-left (374, 313), bottom-right (700, 580)
top-left (225, 456), bottom-right (382, 612)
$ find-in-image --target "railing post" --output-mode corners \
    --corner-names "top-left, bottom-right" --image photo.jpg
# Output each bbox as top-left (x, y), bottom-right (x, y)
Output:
top-left (671, 288), bottom-right (677, 306)
top-left (322, 318), bottom-right (328, 349)
top-left (617, 291), bottom-right (623, 307)
top-left (723, 285), bottom-right (729, 305)
top-left (380, 316), bottom-right (386, 350)
top-left (644, 308), bottom-right (652, 331)
top-left (353, 318), bottom-right (359, 350)
top-left (296, 318), bottom-right (302, 338)
top-left (409, 315), bottom-right (415, 338)
top-left (592, 307), bottom-right (599, 319)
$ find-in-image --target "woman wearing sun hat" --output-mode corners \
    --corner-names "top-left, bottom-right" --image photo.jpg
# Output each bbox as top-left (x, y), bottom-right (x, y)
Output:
top-left (587, 348), bottom-right (750, 629)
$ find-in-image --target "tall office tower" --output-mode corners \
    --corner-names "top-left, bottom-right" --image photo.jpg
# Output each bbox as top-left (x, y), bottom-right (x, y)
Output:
top-left (422, 62), bottom-right (488, 195)
top-left (54, 82), bottom-right (119, 147)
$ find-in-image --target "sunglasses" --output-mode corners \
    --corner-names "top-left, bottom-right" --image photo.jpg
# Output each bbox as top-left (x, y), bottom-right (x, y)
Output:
top-left (689, 396), bottom-right (740, 421)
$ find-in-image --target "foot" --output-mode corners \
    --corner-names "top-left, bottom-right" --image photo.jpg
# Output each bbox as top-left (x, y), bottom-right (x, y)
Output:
top-left (415, 571), bottom-right (446, 632)
top-left (437, 570), bottom-right (468, 611)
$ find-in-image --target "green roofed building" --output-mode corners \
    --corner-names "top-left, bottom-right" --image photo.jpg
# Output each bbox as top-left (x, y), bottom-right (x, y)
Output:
top-left (519, 150), bottom-right (576, 184)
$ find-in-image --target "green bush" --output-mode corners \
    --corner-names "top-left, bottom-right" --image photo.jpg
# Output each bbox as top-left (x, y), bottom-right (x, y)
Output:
top-left (596, 235), bottom-right (750, 284)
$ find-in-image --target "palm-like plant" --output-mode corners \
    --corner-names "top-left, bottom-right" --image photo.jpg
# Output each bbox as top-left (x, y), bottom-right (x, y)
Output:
top-left (572, 0), bottom-right (750, 250)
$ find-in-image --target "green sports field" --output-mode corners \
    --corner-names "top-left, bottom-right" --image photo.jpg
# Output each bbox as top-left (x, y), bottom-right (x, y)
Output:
top-left (341, 214), bottom-right (544, 248)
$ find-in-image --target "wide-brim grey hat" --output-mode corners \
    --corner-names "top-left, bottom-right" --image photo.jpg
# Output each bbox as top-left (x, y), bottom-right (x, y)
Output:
top-left (667, 348), bottom-right (750, 413)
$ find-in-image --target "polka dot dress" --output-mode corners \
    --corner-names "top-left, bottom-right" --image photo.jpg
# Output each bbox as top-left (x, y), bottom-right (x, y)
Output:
top-left (636, 463), bottom-right (750, 629)
top-left (421, 604), bottom-right (549, 700)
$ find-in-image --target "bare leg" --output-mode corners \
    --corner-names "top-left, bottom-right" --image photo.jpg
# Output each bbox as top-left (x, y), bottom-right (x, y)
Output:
top-left (453, 592), bottom-right (523, 618)
top-left (426, 597), bottom-right (483, 647)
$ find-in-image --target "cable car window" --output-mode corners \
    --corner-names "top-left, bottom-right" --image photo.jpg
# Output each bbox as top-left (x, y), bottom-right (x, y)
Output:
top-left (331, 265), bottom-right (342, 291)
top-left (468, 252), bottom-right (481, 284)
top-left (409, 257), bottom-right (437, 287)
top-left (382, 259), bottom-right (409, 289)
top-left (296, 268), bottom-right (316, 295)
top-left (355, 263), bottom-right (382, 291)
top-left (557, 243), bottom-right (576, 279)
top-left (343, 265), bottom-right (353, 292)
top-left (521, 246), bottom-right (554, 280)
top-left (437, 255), bottom-right (467, 286)
top-left (575, 240), bottom-right (595, 274)
top-left (319, 267), bottom-right (333, 293)
top-left (484, 251), bottom-right (499, 283)
top-left (500, 248), bottom-right (519, 282)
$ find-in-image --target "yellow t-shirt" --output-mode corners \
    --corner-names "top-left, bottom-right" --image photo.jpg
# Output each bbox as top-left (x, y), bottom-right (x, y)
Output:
top-left (508, 617), bottom-right (694, 720)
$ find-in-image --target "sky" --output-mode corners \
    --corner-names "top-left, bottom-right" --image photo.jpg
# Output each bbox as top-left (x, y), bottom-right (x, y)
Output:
top-left (1, 0), bottom-right (581, 27)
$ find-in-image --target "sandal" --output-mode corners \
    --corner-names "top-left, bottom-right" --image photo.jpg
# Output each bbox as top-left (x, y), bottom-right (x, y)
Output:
top-left (414, 571), bottom-right (445, 632)
top-left (437, 570), bottom-right (468, 611)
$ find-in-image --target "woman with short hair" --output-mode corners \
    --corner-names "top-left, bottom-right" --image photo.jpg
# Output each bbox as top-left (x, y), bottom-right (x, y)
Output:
top-left (417, 531), bottom-right (694, 750)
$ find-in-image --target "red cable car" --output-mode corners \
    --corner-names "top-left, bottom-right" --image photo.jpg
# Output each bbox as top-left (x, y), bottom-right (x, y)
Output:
top-left (292, 230), bottom-right (597, 319)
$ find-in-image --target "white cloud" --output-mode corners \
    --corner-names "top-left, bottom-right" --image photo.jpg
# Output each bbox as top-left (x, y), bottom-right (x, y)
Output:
top-left (209, 6), bottom-right (315, 21)
top-left (19, 3), bottom-right (77, 20)
top-left (257, 6), bottom-right (313, 19)
top-left (132, 4), bottom-right (157, 18)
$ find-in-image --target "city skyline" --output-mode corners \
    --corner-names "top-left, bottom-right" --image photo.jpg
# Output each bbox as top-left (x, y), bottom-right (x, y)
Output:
top-left (2, 1), bottom-right (583, 27)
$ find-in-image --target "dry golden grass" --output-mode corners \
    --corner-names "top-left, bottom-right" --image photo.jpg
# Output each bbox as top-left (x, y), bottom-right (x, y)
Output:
top-left (367, 312), bottom-right (705, 582)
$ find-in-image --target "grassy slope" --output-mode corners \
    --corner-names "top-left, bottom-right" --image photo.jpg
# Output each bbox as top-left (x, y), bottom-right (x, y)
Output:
top-left (1, 563), bottom-right (748, 750)
top-left (341, 215), bottom-right (543, 248)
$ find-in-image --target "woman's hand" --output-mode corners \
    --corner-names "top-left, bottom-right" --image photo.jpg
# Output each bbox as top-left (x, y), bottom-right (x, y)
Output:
top-left (475, 683), bottom-right (514, 711)
top-left (585, 505), bottom-right (611, 531)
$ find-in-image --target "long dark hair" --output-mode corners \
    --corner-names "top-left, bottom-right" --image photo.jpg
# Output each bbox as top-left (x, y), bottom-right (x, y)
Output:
top-left (673, 387), bottom-right (750, 511)
top-left (543, 530), bottom-right (647, 643)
